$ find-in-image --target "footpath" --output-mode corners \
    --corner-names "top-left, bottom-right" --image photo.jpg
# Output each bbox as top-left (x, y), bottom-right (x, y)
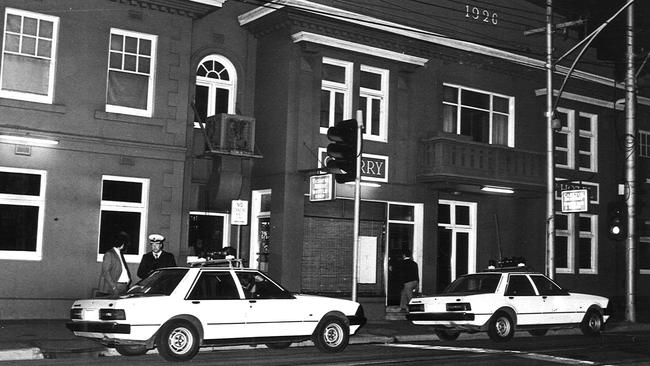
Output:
top-left (1, 318), bottom-right (649, 361)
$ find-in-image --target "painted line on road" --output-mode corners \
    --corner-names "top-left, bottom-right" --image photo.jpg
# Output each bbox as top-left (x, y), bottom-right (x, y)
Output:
top-left (382, 343), bottom-right (611, 365)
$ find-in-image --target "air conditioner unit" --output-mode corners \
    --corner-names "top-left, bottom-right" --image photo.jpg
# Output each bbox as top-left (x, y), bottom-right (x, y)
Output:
top-left (204, 114), bottom-right (256, 156)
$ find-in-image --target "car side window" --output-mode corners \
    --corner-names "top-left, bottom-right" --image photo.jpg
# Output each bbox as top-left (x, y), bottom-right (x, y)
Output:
top-left (237, 271), bottom-right (289, 300)
top-left (187, 272), bottom-right (240, 300)
top-left (530, 275), bottom-right (568, 296)
top-left (504, 274), bottom-right (536, 296)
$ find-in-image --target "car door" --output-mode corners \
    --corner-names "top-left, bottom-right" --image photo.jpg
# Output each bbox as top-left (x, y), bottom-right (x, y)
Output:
top-left (235, 271), bottom-right (313, 337)
top-left (503, 274), bottom-right (548, 325)
top-left (185, 270), bottom-right (250, 340)
top-left (529, 274), bottom-right (574, 324)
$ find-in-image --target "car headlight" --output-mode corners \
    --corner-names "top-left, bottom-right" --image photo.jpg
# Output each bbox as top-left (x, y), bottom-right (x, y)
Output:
top-left (446, 302), bottom-right (471, 311)
top-left (99, 309), bottom-right (126, 320)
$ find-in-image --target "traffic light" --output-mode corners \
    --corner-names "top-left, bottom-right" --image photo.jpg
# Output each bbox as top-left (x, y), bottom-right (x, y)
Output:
top-left (607, 200), bottom-right (627, 241)
top-left (326, 119), bottom-right (360, 184)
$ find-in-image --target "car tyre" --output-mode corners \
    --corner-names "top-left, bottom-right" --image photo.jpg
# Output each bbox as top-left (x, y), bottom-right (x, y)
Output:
top-left (312, 316), bottom-right (349, 353)
top-left (435, 329), bottom-right (461, 341)
top-left (265, 342), bottom-right (292, 349)
top-left (115, 345), bottom-right (148, 356)
top-left (487, 312), bottom-right (515, 342)
top-left (528, 329), bottom-right (548, 337)
top-left (156, 320), bottom-right (200, 362)
top-left (580, 310), bottom-right (603, 336)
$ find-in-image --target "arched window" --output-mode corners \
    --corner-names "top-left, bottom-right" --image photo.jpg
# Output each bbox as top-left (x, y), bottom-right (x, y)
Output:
top-left (194, 55), bottom-right (236, 126)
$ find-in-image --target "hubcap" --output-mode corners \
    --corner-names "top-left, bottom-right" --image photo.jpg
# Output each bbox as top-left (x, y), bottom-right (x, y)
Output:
top-left (589, 315), bottom-right (601, 330)
top-left (168, 327), bottom-right (193, 354)
top-left (496, 317), bottom-right (510, 337)
top-left (323, 323), bottom-right (343, 347)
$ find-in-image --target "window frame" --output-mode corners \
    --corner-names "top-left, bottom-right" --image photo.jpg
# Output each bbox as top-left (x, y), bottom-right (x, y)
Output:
top-left (105, 28), bottom-right (157, 118)
top-left (554, 212), bottom-right (575, 274)
top-left (187, 211), bottom-right (230, 263)
top-left (193, 54), bottom-right (237, 128)
top-left (577, 213), bottom-right (598, 274)
top-left (639, 130), bottom-right (650, 158)
top-left (640, 236), bottom-right (650, 275)
top-left (442, 83), bottom-right (515, 147)
top-left (0, 166), bottom-right (46, 261)
top-left (554, 108), bottom-right (575, 169)
top-left (97, 175), bottom-right (149, 263)
top-left (0, 8), bottom-right (59, 104)
top-left (359, 64), bottom-right (389, 142)
top-left (577, 112), bottom-right (598, 172)
top-left (320, 57), bottom-right (353, 134)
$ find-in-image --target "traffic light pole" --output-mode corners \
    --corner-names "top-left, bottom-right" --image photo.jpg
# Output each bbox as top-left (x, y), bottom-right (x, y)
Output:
top-left (351, 110), bottom-right (363, 302)
top-left (624, 1), bottom-right (636, 323)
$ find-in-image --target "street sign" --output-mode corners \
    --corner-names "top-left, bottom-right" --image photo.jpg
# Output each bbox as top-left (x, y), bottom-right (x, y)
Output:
top-left (231, 200), bottom-right (249, 225)
top-left (309, 174), bottom-right (334, 201)
top-left (561, 189), bottom-right (588, 213)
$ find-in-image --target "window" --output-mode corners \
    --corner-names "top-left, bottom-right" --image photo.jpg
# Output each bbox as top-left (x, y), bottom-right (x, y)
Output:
top-left (640, 130), bottom-right (650, 158)
top-left (1, 8), bottom-right (59, 103)
top-left (106, 28), bottom-right (157, 117)
top-left (530, 275), bottom-right (568, 296)
top-left (554, 212), bottom-right (574, 273)
top-left (505, 275), bottom-right (536, 296)
top-left (320, 58), bottom-right (352, 131)
top-left (0, 167), bottom-right (46, 260)
top-left (236, 271), bottom-right (288, 299)
top-left (554, 108), bottom-right (598, 172)
top-left (442, 84), bottom-right (514, 147)
top-left (188, 211), bottom-right (230, 262)
top-left (194, 55), bottom-right (237, 128)
top-left (188, 272), bottom-right (240, 300)
top-left (554, 212), bottom-right (598, 274)
top-left (98, 176), bottom-right (149, 262)
top-left (641, 237), bottom-right (650, 274)
top-left (320, 58), bottom-right (389, 142)
top-left (578, 214), bottom-right (597, 273)
top-left (359, 65), bottom-right (388, 141)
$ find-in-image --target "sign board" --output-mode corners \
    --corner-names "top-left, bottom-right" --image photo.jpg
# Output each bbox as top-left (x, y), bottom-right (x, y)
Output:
top-left (231, 200), bottom-right (249, 225)
top-left (561, 189), bottom-right (588, 213)
top-left (318, 148), bottom-right (388, 183)
top-left (310, 174), bottom-right (334, 201)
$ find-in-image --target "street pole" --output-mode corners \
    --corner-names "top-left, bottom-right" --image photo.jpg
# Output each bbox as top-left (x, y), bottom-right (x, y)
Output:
top-left (351, 109), bottom-right (363, 302)
top-left (624, 0), bottom-right (636, 322)
top-left (545, 0), bottom-right (556, 280)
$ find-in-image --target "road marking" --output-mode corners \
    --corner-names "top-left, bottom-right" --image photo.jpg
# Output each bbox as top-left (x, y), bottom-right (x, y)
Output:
top-left (382, 343), bottom-right (611, 365)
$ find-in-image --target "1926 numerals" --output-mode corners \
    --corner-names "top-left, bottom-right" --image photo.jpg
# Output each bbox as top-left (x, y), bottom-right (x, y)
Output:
top-left (465, 5), bottom-right (498, 25)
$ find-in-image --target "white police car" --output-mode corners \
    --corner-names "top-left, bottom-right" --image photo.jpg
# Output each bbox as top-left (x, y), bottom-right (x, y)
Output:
top-left (406, 259), bottom-right (610, 342)
top-left (66, 260), bottom-right (366, 361)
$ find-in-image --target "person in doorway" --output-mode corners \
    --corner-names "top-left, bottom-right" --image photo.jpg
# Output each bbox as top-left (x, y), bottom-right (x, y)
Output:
top-left (98, 232), bottom-right (132, 298)
top-left (137, 234), bottom-right (177, 280)
top-left (400, 249), bottom-right (419, 311)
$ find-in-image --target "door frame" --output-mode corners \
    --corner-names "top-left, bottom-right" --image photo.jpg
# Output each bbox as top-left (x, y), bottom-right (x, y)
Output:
top-left (438, 199), bottom-right (477, 282)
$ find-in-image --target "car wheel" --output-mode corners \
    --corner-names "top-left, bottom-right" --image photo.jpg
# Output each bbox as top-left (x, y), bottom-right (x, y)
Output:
top-left (265, 342), bottom-right (292, 349)
top-left (114, 345), bottom-right (148, 356)
top-left (487, 312), bottom-right (515, 342)
top-left (156, 320), bottom-right (200, 362)
top-left (435, 329), bottom-right (461, 341)
top-left (312, 316), bottom-right (349, 353)
top-left (580, 310), bottom-right (603, 336)
top-left (528, 329), bottom-right (548, 337)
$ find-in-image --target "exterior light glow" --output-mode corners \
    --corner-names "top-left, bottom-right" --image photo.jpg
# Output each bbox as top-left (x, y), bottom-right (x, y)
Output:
top-left (481, 185), bottom-right (514, 194)
top-left (0, 134), bottom-right (59, 146)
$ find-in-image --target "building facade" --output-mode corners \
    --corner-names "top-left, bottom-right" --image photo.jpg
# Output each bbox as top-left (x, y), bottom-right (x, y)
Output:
top-left (0, 0), bottom-right (648, 319)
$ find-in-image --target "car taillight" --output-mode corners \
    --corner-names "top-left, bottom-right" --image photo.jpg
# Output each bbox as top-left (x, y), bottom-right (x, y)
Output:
top-left (70, 308), bottom-right (83, 320)
top-left (408, 304), bottom-right (424, 312)
top-left (99, 309), bottom-right (126, 320)
top-left (446, 303), bottom-right (471, 311)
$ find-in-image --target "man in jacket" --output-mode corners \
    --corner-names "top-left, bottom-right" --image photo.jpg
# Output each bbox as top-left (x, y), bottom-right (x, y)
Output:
top-left (137, 234), bottom-right (177, 280)
top-left (98, 232), bottom-right (132, 298)
top-left (400, 249), bottom-right (420, 311)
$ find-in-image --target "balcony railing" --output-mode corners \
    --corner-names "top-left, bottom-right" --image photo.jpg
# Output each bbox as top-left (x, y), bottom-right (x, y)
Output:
top-left (417, 134), bottom-right (546, 192)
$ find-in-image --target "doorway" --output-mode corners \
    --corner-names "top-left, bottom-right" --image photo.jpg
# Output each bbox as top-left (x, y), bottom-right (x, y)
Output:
top-left (437, 200), bottom-right (477, 291)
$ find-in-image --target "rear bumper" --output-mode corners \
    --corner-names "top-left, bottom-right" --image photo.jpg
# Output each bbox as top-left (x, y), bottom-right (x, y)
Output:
top-left (66, 321), bottom-right (130, 334)
top-left (406, 312), bottom-right (475, 322)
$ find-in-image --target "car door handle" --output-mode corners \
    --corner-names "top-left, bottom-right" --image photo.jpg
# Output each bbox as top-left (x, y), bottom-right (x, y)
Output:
top-left (508, 296), bottom-right (514, 299)
top-left (192, 301), bottom-right (200, 304)
top-left (249, 300), bottom-right (256, 304)
top-left (542, 296), bottom-right (548, 299)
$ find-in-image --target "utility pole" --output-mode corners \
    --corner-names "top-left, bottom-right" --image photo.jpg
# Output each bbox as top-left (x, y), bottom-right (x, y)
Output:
top-left (624, 0), bottom-right (636, 323)
top-left (351, 110), bottom-right (363, 302)
top-left (545, 0), bottom-right (556, 280)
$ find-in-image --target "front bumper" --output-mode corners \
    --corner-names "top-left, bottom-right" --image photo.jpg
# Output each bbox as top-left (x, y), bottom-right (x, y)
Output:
top-left (66, 321), bottom-right (130, 334)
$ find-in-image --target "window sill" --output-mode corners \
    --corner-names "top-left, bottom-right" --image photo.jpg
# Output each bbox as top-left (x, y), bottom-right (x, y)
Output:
top-left (0, 97), bottom-right (66, 114)
top-left (94, 110), bottom-right (164, 127)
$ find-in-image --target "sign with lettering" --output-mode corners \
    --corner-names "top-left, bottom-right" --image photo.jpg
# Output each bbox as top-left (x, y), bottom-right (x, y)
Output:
top-left (555, 181), bottom-right (597, 202)
top-left (231, 200), bottom-right (249, 225)
top-left (310, 174), bottom-right (334, 201)
top-left (319, 148), bottom-right (388, 183)
top-left (561, 189), bottom-right (588, 213)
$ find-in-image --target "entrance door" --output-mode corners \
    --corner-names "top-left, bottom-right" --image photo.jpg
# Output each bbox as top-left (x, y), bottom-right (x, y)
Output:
top-left (437, 200), bottom-right (477, 291)
top-left (385, 203), bottom-right (422, 307)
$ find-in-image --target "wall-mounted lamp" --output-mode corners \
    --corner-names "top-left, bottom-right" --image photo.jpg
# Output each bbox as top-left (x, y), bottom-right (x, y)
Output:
top-left (0, 134), bottom-right (59, 146)
top-left (481, 185), bottom-right (514, 194)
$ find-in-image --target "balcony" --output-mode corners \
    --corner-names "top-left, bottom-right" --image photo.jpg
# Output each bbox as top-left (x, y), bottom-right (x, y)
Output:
top-left (417, 134), bottom-right (546, 194)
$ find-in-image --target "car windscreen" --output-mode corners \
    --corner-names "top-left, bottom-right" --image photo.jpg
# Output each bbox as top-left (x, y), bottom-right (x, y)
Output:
top-left (126, 268), bottom-right (188, 297)
top-left (442, 273), bottom-right (501, 295)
